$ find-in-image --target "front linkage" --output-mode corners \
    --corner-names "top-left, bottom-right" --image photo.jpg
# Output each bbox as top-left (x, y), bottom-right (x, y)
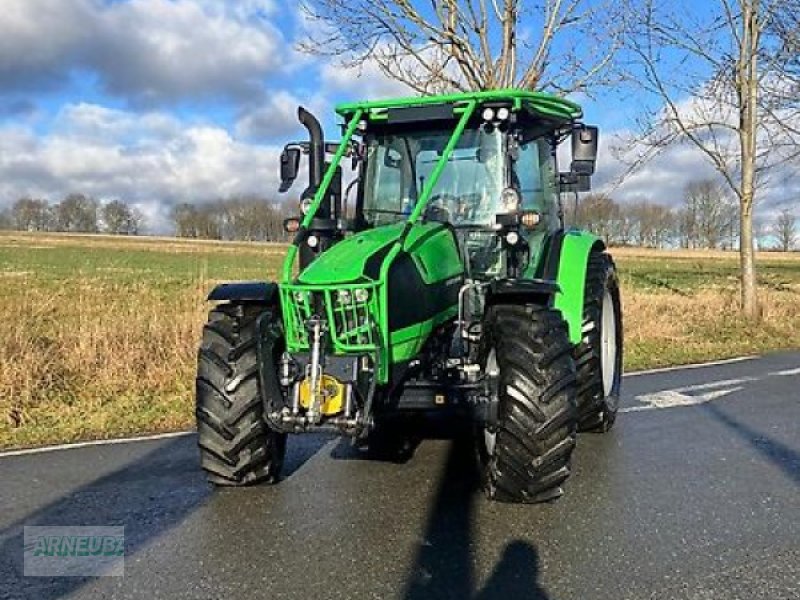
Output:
top-left (255, 308), bottom-right (383, 438)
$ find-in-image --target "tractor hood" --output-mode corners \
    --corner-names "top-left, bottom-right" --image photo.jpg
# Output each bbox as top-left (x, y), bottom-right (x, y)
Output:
top-left (297, 222), bottom-right (442, 286)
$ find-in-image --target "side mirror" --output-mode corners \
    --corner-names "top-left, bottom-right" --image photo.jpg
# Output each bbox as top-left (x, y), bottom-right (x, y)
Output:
top-left (571, 125), bottom-right (599, 175)
top-left (279, 147), bottom-right (301, 193)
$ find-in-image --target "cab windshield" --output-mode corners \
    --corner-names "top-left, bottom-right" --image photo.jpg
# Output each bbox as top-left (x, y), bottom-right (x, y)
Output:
top-left (362, 126), bottom-right (506, 228)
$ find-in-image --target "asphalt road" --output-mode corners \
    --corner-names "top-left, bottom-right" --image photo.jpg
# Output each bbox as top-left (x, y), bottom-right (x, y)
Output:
top-left (1, 352), bottom-right (799, 600)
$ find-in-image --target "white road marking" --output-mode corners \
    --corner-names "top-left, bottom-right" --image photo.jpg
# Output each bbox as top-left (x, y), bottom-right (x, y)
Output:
top-left (0, 430), bottom-right (194, 459)
top-left (672, 377), bottom-right (756, 391)
top-left (2, 360), bottom-right (798, 455)
top-left (622, 362), bottom-right (800, 414)
top-left (624, 355), bottom-right (757, 377)
top-left (624, 386), bottom-right (744, 412)
top-left (769, 367), bottom-right (800, 377)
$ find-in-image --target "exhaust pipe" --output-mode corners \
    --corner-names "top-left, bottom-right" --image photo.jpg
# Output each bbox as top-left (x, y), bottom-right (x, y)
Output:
top-left (298, 106), bottom-right (324, 191)
top-left (297, 106), bottom-right (330, 269)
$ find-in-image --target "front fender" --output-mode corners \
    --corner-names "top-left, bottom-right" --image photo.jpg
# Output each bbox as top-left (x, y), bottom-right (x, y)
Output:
top-left (486, 278), bottom-right (560, 307)
top-left (207, 281), bottom-right (279, 304)
top-left (544, 230), bottom-right (605, 345)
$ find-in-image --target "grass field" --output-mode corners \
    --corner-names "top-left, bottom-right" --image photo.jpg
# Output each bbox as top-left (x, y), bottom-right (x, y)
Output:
top-left (2, 231), bottom-right (799, 449)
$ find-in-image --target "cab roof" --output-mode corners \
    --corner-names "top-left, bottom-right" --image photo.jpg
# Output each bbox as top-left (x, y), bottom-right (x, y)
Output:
top-left (335, 88), bottom-right (582, 124)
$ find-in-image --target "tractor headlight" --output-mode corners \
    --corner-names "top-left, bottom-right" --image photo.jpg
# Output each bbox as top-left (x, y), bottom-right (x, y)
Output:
top-left (354, 288), bottom-right (370, 303)
top-left (299, 197), bottom-right (313, 215)
top-left (337, 290), bottom-right (352, 304)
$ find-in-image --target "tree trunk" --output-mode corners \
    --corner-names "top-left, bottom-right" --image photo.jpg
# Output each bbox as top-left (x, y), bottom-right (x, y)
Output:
top-left (739, 200), bottom-right (758, 317)
top-left (738, 0), bottom-right (760, 320)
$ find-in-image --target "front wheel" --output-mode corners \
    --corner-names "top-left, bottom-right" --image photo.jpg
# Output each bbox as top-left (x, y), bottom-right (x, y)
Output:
top-left (477, 305), bottom-right (578, 503)
top-left (195, 303), bottom-right (287, 486)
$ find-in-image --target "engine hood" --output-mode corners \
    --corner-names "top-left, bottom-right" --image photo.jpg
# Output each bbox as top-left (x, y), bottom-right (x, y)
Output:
top-left (296, 222), bottom-right (443, 286)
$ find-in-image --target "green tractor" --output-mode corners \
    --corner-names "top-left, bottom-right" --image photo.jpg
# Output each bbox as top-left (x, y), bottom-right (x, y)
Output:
top-left (195, 89), bottom-right (622, 503)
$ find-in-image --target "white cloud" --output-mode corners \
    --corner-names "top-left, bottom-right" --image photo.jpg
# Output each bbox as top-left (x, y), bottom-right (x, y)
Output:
top-left (235, 90), bottom-right (327, 141)
top-left (593, 132), bottom-right (797, 221)
top-left (320, 61), bottom-right (412, 100)
top-left (0, 0), bottom-right (289, 104)
top-left (0, 104), bottom-right (285, 232)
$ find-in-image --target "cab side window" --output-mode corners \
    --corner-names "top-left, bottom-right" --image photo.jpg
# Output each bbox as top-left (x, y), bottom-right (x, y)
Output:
top-left (513, 137), bottom-right (558, 227)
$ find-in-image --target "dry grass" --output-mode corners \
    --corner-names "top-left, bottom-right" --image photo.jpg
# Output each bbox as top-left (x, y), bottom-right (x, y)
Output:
top-left (0, 275), bottom-right (208, 448)
top-left (623, 286), bottom-right (800, 370)
top-left (1, 232), bottom-right (799, 449)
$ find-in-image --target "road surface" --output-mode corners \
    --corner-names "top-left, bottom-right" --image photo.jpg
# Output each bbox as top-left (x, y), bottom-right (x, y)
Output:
top-left (1, 352), bottom-right (799, 599)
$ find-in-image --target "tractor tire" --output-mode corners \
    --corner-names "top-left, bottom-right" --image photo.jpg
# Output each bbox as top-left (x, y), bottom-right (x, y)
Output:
top-left (195, 303), bottom-right (287, 486)
top-left (574, 251), bottom-right (623, 432)
top-left (478, 305), bottom-right (577, 503)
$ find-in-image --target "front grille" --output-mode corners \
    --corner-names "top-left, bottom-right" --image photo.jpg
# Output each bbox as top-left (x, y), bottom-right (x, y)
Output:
top-left (281, 284), bottom-right (380, 353)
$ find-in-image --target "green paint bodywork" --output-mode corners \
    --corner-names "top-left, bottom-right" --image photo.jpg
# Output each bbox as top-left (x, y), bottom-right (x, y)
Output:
top-left (277, 89), bottom-right (596, 384)
top-left (336, 89), bottom-right (582, 122)
top-left (553, 230), bottom-right (605, 344)
top-left (280, 222), bottom-right (463, 381)
top-left (297, 223), bottom-right (405, 285)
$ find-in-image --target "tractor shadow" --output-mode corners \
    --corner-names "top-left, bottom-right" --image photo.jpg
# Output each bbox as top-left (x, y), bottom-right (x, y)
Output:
top-left (0, 432), bottom-right (330, 600)
top-left (329, 413), bottom-right (472, 464)
top-left (701, 402), bottom-right (800, 487)
top-left (330, 415), bottom-right (552, 598)
top-left (0, 437), bottom-right (207, 600)
top-left (401, 436), bottom-right (552, 600)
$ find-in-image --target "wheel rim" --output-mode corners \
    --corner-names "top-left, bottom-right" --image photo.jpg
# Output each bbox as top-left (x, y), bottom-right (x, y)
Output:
top-left (601, 289), bottom-right (618, 397)
top-left (483, 348), bottom-right (498, 456)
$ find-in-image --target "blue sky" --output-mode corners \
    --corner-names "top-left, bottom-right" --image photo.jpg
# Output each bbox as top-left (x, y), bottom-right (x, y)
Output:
top-left (0, 0), bottom-right (791, 232)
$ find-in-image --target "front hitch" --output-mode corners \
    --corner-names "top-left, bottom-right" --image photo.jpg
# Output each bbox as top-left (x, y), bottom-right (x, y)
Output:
top-left (256, 313), bottom-right (382, 437)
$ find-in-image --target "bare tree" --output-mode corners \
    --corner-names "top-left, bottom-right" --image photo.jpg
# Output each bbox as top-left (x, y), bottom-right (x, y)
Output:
top-left (774, 208), bottom-right (796, 251)
top-left (102, 200), bottom-right (144, 235)
top-left (752, 216), bottom-right (770, 249)
top-left (171, 203), bottom-right (220, 239)
top-left (171, 198), bottom-right (290, 242)
top-left (628, 200), bottom-right (671, 248)
top-left (12, 197), bottom-right (53, 231)
top-left (56, 194), bottom-right (99, 233)
top-left (0, 208), bottom-right (12, 231)
top-left (619, 0), bottom-right (800, 317)
top-left (299, 0), bottom-right (626, 94)
top-left (574, 194), bottom-right (619, 243)
top-left (682, 181), bottom-right (738, 249)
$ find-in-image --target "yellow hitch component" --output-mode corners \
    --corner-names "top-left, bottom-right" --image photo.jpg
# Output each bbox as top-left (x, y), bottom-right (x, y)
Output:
top-left (298, 374), bottom-right (345, 416)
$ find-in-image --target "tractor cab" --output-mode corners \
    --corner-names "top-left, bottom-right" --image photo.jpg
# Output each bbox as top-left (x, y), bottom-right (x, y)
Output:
top-left (281, 91), bottom-right (599, 280)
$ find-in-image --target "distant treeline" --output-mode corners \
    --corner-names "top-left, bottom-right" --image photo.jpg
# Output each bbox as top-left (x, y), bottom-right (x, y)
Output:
top-left (1, 195), bottom-right (144, 235)
top-left (2, 181), bottom-right (795, 250)
top-left (0, 195), bottom-right (297, 242)
top-left (170, 197), bottom-right (294, 242)
top-left (570, 181), bottom-right (796, 251)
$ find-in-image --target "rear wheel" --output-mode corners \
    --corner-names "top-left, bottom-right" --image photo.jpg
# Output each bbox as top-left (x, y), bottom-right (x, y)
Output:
top-left (195, 303), bottom-right (287, 486)
top-left (478, 305), bottom-right (577, 503)
top-left (575, 251), bottom-right (623, 432)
